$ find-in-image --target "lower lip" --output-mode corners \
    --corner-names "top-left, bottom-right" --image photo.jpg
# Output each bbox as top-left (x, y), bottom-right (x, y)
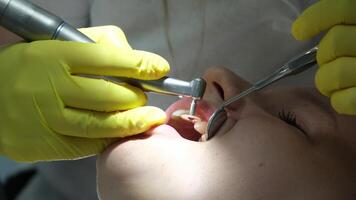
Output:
top-left (165, 98), bottom-right (215, 141)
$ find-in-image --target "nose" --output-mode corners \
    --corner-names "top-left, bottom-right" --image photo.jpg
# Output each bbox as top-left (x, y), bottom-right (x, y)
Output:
top-left (203, 67), bottom-right (252, 109)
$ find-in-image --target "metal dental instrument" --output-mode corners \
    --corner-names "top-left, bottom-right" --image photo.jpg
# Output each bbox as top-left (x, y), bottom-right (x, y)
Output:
top-left (206, 46), bottom-right (318, 140)
top-left (86, 75), bottom-right (206, 114)
top-left (0, 0), bottom-right (206, 115)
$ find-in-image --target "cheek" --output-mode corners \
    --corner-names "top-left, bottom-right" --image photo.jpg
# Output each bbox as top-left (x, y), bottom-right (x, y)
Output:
top-left (214, 116), bottom-right (315, 193)
top-left (222, 114), bottom-right (310, 154)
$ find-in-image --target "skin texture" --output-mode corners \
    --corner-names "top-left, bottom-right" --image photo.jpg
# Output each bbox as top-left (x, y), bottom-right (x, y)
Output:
top-left (97, 67), bottom-right (356, 200)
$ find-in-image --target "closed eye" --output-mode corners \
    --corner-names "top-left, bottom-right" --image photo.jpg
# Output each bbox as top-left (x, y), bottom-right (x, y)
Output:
top-left (278, 110), bottom-right (307, 136)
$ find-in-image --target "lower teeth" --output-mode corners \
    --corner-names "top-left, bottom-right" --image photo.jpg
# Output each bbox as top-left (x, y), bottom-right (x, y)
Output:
top-left (170, 109), bottom-right (208, 141)
top-left (194, 121), bottom-right (207, 135)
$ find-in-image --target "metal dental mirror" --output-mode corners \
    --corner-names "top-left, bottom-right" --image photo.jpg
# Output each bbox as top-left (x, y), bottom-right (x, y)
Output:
top-left (206, 47), bottom-right (318, 140)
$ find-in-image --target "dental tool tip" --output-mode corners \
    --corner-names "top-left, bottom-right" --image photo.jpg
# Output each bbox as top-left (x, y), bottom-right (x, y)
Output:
top-left (189, 99), bottom-right (198, 116)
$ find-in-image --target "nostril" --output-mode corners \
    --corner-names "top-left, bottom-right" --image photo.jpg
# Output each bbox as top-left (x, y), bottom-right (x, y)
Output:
top-left (213, 82), bottom-right (225, 100)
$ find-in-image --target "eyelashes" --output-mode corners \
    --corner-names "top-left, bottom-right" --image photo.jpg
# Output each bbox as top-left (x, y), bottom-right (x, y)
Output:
top-left (278, 110), bottom-right (307, 135)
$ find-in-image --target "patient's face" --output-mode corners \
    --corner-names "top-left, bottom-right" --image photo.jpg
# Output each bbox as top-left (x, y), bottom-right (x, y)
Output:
top-left (97, 67), bottom-right (356, 200)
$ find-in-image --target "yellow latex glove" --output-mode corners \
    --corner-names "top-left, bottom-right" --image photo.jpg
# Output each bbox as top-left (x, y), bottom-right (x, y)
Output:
top-left (292, 0), bottom-right (356, 115)
top-left (0, 25), bottom-right (170, 162)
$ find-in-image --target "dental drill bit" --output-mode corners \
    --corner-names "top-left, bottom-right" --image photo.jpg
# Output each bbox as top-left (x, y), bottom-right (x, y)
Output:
top-left (188, 78), bottom-right (206, 115)
top-left (189, 99), bottom-right (198, 115)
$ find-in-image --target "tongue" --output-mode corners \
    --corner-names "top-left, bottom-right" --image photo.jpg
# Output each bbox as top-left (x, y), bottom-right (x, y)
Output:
top-left (165, 98), bottom-right (214, 141)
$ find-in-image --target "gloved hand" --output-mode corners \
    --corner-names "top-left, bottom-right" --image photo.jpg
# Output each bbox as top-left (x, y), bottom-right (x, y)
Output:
top-left (292, 0), bottom-right (356, 115)
top-left (0, 25), bottom-right (170, 162)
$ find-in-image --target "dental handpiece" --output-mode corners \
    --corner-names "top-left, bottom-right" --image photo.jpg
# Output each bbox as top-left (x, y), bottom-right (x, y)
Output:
top-left (0, 0), bottom-right (206, 115)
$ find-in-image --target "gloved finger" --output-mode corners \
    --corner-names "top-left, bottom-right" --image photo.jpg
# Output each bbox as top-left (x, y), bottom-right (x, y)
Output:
top-left (66, 45), bottom-right (169, 80)
top-left (315, 57), bottom-right (356, 96)
top-left (317, 25), bottom-right (356, 65)
top-left (30, 40), bottom-right (170, 80)
top-left (58, 75), bottom-right (147, 112)
top-left (14, 137), bottom-right (116, 162)
top-left (49, 106), bottom-right (167, 138)
top-left (330, 87), bottom-right (356, 115)
top-left (58, 137), bottom-right (117, 161)
top-left (292, 0), bottom-right (356, 40)
top-left (78, 26), bottom-right (132, 50)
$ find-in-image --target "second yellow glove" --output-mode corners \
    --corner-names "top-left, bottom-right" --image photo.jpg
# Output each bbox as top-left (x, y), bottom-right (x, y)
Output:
top-left (292, 0), bottom-right (356, 115)
top-left (0, 25), bottom-right (170, 162)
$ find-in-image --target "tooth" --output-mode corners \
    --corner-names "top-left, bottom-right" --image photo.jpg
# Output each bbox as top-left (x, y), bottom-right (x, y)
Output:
top-left (171, 109), bottom-right (190, 120)
top-left (194, 121), bottom-right (207, 135)
top-left (199, 133), bottom-right (208, 142)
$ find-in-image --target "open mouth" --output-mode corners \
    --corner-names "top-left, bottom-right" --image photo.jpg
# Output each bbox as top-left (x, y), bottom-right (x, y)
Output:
top-left (165, 98), bottom-right (215, 141)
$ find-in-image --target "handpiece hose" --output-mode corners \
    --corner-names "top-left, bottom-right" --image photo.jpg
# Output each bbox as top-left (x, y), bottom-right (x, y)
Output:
top-left (0, 0), bottom-right (92, 42)
top-left (0, 0), bottom-right (206, 102)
